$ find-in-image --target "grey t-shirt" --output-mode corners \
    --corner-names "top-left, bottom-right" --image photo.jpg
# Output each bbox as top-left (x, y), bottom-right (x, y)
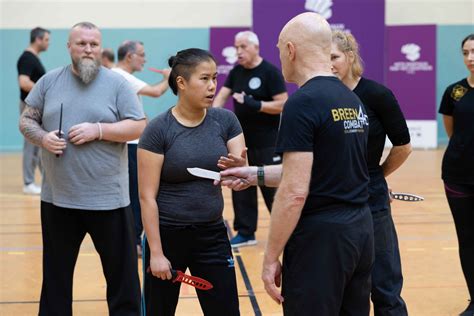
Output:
top-left (138, 107), bottom-right (242, 225)
top-left (25, 65), bottom-right (145, 210)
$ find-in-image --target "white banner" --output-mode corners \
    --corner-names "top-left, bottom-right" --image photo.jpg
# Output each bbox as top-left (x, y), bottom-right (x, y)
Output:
top-left (385, 120), bottom-right (437, 149)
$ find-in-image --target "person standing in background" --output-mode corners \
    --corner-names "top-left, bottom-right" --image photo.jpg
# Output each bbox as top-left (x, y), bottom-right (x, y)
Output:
top-left (439, 33), bottom-right (474, 316)
top-left (113, 40), bottom-right (170, 257)
top-left (101, 48), bottom-right (115, 69)
top-left (213, 31), bottom-right (288, 248)
top-left (17, 27), bottom-right (50, 195)
top-left (331, 30), bottom-right (412, 316)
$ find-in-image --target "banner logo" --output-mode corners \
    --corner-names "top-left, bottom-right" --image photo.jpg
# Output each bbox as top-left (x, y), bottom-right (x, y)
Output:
top-left (305, 0), bottom-right (333, 19)
top-left (222, 46), bottom-right (237, 64)
top-left (217, 46), bottom-right (237, 75)
top-left (389, 42), bottom-right (433, 75)
top-left (401, 43), bottom-right (420, 61)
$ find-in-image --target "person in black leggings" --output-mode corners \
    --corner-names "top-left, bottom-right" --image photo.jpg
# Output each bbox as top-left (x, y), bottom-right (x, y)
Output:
top-left (439, 33), bottom-right (474, 316)
top-left (138, 48), bottom-right (244, 316)
top-left (331, 30), bottom-right (412, 316)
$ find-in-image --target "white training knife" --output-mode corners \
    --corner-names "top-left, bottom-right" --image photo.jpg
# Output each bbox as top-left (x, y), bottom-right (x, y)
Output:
top-left (391, 192), bottom-right (424, 202)
top-left (187, 167), bottom-right (222, 181)
top-left (187, 167), bottom-right (248, 184)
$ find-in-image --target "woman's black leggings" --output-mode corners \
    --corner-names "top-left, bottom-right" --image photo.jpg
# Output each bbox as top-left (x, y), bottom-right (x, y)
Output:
top-left (141, 221), bottom-right (240, 316)
top-left (444, 182), bottom-right (474, 300)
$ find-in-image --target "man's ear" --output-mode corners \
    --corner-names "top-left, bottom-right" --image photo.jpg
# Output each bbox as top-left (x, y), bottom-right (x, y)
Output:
top-left (287, 41), bottom-right (296, 61)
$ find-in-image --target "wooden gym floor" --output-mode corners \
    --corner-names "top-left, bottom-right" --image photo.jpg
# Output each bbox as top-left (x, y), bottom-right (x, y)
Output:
top-left (0, 149), bottom-right (470, 315)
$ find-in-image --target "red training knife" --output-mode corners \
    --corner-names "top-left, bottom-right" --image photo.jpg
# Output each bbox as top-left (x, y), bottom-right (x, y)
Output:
top-left (146, 267), bottom-right (213, 291)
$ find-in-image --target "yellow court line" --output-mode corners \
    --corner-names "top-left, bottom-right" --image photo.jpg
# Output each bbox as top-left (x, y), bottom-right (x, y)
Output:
top-left (442, 247), bottom-right (458, 251)
top-left (8, 252), bottom-right (25, 255)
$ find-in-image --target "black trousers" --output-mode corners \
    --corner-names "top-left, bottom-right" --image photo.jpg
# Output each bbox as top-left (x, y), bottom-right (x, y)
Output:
top-left (444, 182), bottom-right (474, 301)
top-left (282, 206), bottom-right (374, 316)
top-left (39, 202), bottom-right (141, 316)
top-left (128, 144), bottom-right (143, 246)
top-left (369, 177), bottom-right (407, 316)
top-left (232, 146), bottom-right (280, 235)
top-left (142, 221), bottom-right (239, 316)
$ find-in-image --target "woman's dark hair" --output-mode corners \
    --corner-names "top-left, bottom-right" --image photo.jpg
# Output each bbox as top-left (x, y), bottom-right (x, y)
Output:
top-left (168, 48), bottom-right (216, 95)
top-left (462, 34), bottom-right (474, 50)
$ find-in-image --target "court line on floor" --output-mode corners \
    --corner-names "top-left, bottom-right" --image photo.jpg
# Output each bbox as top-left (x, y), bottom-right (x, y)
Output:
top-left (0, 294), bottom-right (260, 305)
top-left (225, 220), bottom-right (262, 316)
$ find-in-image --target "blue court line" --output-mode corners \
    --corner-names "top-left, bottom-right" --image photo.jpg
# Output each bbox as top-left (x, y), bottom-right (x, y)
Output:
top-left (225, 220), bottom-right (262, 316)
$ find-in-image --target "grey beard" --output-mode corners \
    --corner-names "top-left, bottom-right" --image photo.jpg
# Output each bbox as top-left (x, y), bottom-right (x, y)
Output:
top-left (75, 58), bottom-right (100, 84)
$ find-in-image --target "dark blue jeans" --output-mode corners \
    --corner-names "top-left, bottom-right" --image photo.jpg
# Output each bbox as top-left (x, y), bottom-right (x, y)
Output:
top-left (369, 176), bottom-right (407, 316)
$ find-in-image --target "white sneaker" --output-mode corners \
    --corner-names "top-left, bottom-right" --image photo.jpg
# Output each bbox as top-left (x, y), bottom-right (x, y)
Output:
top-left (23, 183), bottom-right (41, 195)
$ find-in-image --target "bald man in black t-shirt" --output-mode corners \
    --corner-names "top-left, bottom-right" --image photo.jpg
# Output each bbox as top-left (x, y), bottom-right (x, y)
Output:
top-left (220, 13), bottom-right (374, 315)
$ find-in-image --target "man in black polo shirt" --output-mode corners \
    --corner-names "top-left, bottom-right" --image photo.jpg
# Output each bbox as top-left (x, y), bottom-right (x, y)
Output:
top-left (17, 27), bottom-right (50, 195)
top-left (220, 12), bottom-right (374, 315)
top-left (213, 31), bottom-right (288, 247)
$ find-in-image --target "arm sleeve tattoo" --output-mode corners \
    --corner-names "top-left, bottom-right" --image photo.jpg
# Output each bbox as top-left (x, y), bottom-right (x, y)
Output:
top-left (19, 106), bottom-right (47, 147)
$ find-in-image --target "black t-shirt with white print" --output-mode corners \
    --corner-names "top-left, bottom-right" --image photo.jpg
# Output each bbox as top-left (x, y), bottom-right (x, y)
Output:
top-left (275, 76), bottom-right (369, 214)
top-left (224, 59), bottom-right (286, 148)
top-left (439, 78), bottom-right (474, 184)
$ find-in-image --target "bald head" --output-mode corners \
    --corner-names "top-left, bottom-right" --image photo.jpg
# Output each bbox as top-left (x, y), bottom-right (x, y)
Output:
top-left (69, 22), bottom-right (100, 41)
top-left (281, 12), bottom-right (332, 57)
top-left (277, 12), bottom-right (333, 85)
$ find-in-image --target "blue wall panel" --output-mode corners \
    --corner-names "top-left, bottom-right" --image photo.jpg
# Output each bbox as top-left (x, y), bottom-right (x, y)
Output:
top-left (0, 28), bottom-right (208, 151)
top-left (436, 25), bottom-right (474, 145)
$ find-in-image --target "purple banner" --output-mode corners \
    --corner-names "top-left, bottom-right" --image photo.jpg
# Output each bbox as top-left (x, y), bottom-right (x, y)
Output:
top-left (253, 0), bottom-right (385, 93)
top-left (385, 25), bottom-right (436, 120)
top-left (210, 27), bottom-right (250, 110)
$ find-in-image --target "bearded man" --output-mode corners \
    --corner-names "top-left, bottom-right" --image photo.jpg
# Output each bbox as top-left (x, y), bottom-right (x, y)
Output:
top-left (19, 22), bottom-right (146, 316)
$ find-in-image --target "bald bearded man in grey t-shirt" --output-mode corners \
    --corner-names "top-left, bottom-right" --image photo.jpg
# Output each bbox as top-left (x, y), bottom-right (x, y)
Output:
top-left (19, 22), bottom-right (146, 316)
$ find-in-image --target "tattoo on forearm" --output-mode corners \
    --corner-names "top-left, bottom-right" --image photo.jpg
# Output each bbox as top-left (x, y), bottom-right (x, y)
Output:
top-left (19, 106), bottom-right (47, 147)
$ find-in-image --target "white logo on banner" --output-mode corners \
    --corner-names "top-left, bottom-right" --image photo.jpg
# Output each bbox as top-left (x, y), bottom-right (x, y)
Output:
top-left (222, 46), bottom-right (237, 64)
top-left (249, 77), bottom-right (262, 90)
top-left (305, 0), bottom-right (333, 19)
top-left (303, 1), bottom-right (350, 32)
top-left (217, 46), bottom-right (237, 75)
top-left (401, 43), bottom-right (420, 61)
top-left (389, 42), bottom-right (433, 75)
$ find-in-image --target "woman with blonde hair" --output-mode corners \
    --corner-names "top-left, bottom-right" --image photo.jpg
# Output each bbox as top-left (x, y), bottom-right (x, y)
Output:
top-left (331, 30), bottom-right (412, 316)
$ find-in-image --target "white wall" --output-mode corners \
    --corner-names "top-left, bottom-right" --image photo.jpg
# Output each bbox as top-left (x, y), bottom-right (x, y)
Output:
top-left (386, 0), bottom-right (473, 25)
top-left (1, 0), bottom-right (472, 29)
top-left (0, 0), bottom-right (252, 28)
